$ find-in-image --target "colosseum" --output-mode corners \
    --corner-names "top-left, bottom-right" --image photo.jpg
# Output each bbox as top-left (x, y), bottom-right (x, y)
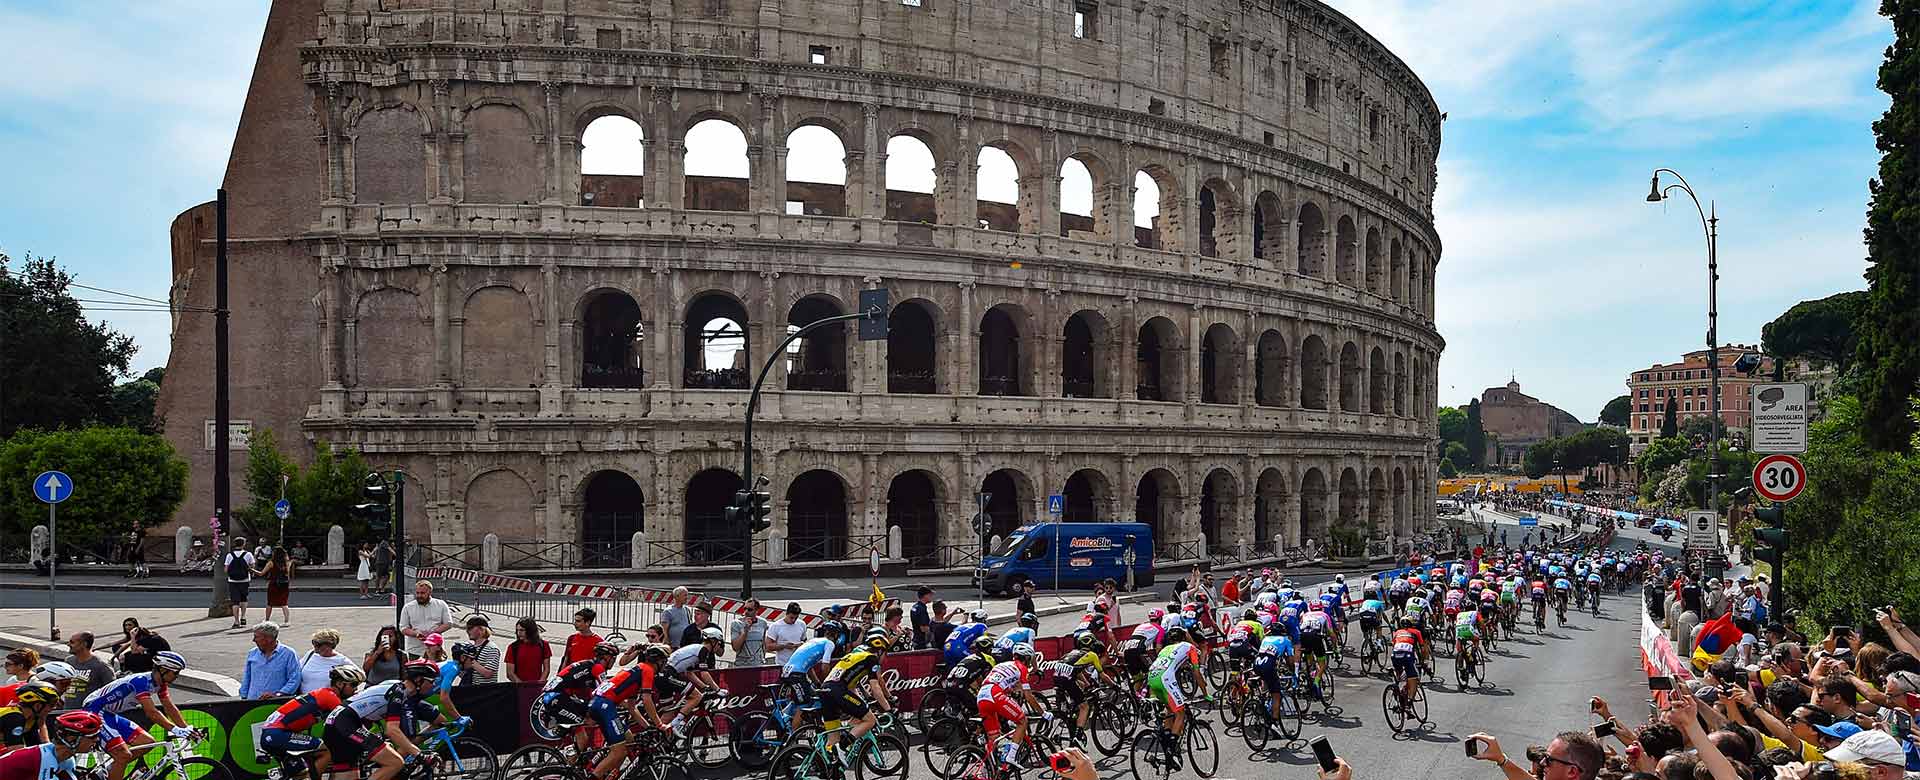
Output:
top-left (157, 0), bottom-right (1445, 572)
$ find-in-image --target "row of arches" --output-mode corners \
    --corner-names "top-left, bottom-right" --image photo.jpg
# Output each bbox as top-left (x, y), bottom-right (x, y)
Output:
top-left (344, 99), bottom-right (1437, 313)
top-left (462, 461), bottom-right (1426, 566)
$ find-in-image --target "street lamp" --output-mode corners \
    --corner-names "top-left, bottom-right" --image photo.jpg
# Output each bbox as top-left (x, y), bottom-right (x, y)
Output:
top-left (1647, 168), bottom-right (1724, 528)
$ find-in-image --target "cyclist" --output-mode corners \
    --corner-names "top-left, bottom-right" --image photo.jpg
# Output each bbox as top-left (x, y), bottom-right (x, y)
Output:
top-left (1586, 570), bottom-right (1604, 612)
top-left (977, 643), bottom-right (1047, 769)
top-left (82, 650), bottom-right (193, 780)
top-left (1121, 610), bottom-right (1166, 686)
top-left (939, 635), bottom-right (1000, 708)
top-left (1390, 618), bottom-right (1428, 709)
top-left (821, 630), bottom-right (895, 769)
top-left (1049, 633), bottom-right (1109, 740)
top-left (1316, 589), bottom-right (1346, 649)
top-left (994, 614), bottom-right (1040, 660)
top-left (662, 629), bottom-right (727, 736)
top-left (1476, 589), bottom-right (1501, 644)
top-left (1388, 575), bottom-right (1411, 616)
top-left (1145, 627), bottom-right (1208, 771)
top-left (587, 645), bottom-right (670, 780)
top-left (1552, 575), bottom-right (1574, 623)
top-left (1354, 594), bottom-right (1387, 655)
top-left (1251, 627), bottom-right (1296, 726)
top-left (433, 642), bottom-right (483, 720)
top-left (942, 609), bottom-right (991, 667)
top-left (0, 682), bottom-right (59, 751)
top-left (0, 712), bottom-right (99, 780)
top-left (1530, 578), bottom-right (1549, 629)
top-left (323, 661), bottom-right (446, 780)
top-left (780, 635), bottom-right (839, 708)
top-left (0, 664), bottom-right (80, 709)
top-left (1224, 609), bottom-right (1266, 670)
top-left (532, 641), bottom-right (621, 744)
top-left (260, 665), bottom-right (365, 780)
top-left (1453, 605), bottom-right (1482, 667)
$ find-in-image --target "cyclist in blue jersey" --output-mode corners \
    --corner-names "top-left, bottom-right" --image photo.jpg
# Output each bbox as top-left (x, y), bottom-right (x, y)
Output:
top-left (82, 652), bottom-right (193, 780)
top-left (781, 636), bottom-right (838, 705)
top-left (943, 609), bottom-right (990, 667)
top-left (1252, 632), bottom-right (1296, 724)
top-left (993, 614), bottom-right (1040, 660)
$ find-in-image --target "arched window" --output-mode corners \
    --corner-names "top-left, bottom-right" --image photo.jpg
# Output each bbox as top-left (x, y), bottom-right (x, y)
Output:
top-left (978, 305), bottom-right (1028, 396)
top-left (884, 135), bottom-right (938, 222)
top-left (786, 296), bottom-right (848, 392)
top-left (1136, 317), bottom-right (1184, 402)
top-left (785, 470), bottom-right (850, 561)
top-left (1200, 323), bottom-right (1240, 404)
top-left (579, 471), bottom-right (642, 568)
top-left (1339, 342), bottom-right (1362, 412)
top-left (1256, 329), bottom-right (1289, 407)
top-left (976, 145), bottom-right (1021, 231)
top-left (1060, 156), bottom-right (1100, 239)
top-left (1298, 334), bottom-right (1329, 410)
top-left (683, 293), bottom-right (748, 389)
top-left (1296, 202), bottom-right (1326, 277)
top-left (1133, 168), bottom-right (1176, 249)
top-left (579, 291), bottom-right (645, 388)
top-left (886, 300), bottom-right (939, 394)
top-left (784, 125), bottom-right (847, 216)
top-left (1061, 310), bottom-right (1110, 398)
top-left (684, 468), bottom-right (744, 563)
top-left (684, 118), bottom-right (749, 211)
top-left (579, 114), bottom-right (644, 208)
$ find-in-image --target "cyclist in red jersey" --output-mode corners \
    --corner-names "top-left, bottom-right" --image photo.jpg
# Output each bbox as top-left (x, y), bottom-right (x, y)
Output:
top-left (587, 645), bottom-right (669, 780)
top-left (261, 666), bottom-right (364, 780)
top-left (0, 712), bottom-right (100, 780)
top-left (976, 644), bottom-right (1048, 767)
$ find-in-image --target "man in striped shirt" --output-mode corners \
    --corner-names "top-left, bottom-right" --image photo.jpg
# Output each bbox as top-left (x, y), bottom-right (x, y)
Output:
top-left (462, 616), bottom-right (504, 683)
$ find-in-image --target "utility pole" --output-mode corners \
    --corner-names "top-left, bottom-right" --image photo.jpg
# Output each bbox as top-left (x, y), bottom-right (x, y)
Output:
top-left (208, 189), bottom-right (233, 619)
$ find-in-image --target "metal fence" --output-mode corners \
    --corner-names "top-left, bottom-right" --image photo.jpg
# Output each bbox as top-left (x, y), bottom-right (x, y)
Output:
top-left (1156, 538), bottom-right (1204, 563)
top-left (909, 544), bottom-right (982, 571)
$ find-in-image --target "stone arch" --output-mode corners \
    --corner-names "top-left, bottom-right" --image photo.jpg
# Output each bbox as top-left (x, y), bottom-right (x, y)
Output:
top-left (978, 302), bottom-right (1034, 396)
top-left (1412, 252), bottom-right (1428, 314)
top-left (580, 470), bottom-right (643, 567)
top-left (1136, 315), bottom-right (1185, 402)
top-left (1335, 215), bottom-right (1359, 287)
top-left (683, 467), bottom-right (744, 563)
top-left (1061, 309), bottom-right (1112, 399)
top-left (683, 290), bottom-right (749, 389)
top-left (1134, 468), bottom-right (1182, 537)
top-left (1365, 227), bottom-right (1383, 294)
top-left (349, 103), bottom-right (429, 204)
top-left (1296, 200), bottom-right (1327, 277)
top-left (1368, 346), bottom-right (1389, 414)
top-left (1133, 165), bottom-right (1178, 250)
top-left (976, 139), bottom-right (1031, 232)
top-left (1197, 178), bottom-right (1240, 259)
top-left (460, 285), bottom-right (537, 387)
top-left (464, 468), bottom-right (537, 548)
top-left (785, 294), bottom-right (849, 392)
top-left (887, 469), bottom-right (945, 565)
top-left (982, 467), bottom-right (1035, 539)
top-left (1393, 467), bottom-right (1410, 538)
top-left (887, 297), bottom-right (941, 394)
top-left (1059, 150), bottom-right (1110, 240)
top-left (353, 286), bottom-right (430, 388)
top-left (1299, 467), bottom-right (1329, 545)
top-left (578, 288), bottom-right (646, 388)
top-left (883, 132), bottom-right (940, 222)
top-left (785, 469), bottom-right (851, 561)
top-left (683, 116), bottom-right (751, 211)
top-left (1256, 328), bottom-right (1290, 407)
top-left (1297, 333), bottom-right (1329, 410)
top-left (1393, 351), bottom-right (1408, 416)
top-left (1339, 341), bottom-right (1363, 412)
top-left (1253, 190), bottom-right (1285, 262)
top-left (784, 122), bottom-right (849, 217)
top-left (461, 102), bottom-right (543, 204)
top-left (1336, 467), bottom-right (1364, 553)
top-left (1368, 467), bottom-right (1389, 538)
top-left (1199, 468), bottom-right (1239, 554)
top-left (1200, 322), bottom-right (1241, 404)
top-left (1255, 467), bottom-right (1288, 548)
top-left (1062, 468), bottom-right (1112, 523)
top-left (1390, 238), bottom-right (1406, 301)
top-left (577, 110), bottom-right (645, 207)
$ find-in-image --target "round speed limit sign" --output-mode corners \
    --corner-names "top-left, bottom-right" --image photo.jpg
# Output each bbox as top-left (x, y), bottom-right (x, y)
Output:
top-left (1752, 454), bottom-right (1806, 502)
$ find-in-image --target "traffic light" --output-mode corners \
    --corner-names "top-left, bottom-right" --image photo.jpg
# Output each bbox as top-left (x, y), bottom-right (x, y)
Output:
top-left (727, 490), bottom-right (749, 531)
top-left (746, 490), bottom-right (772, 534)
top-left (353, 476), bottom-right (392, 532)
top-left (1751, 504), bottom-right (1787, 567)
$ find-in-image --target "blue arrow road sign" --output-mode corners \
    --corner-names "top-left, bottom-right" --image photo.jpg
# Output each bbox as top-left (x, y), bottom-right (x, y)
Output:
top-left (1047, 494), bottom-right (1064, 516)
top-left (274, 499), bottom-right (292, 520)
top-left (32, 471), bottom-right (72, 504)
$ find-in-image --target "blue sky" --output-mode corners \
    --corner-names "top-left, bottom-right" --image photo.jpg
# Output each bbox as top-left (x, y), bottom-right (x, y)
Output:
top-left (0, 1), bottom-right (1890, 422)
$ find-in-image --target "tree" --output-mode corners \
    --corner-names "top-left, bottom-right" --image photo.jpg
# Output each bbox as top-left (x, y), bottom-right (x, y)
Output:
top-left (1599, 395), bottom-right (1631, 427)
top-left (1763, 291), bottom-right (1866, 372)
top-left (0, 427), bottom-right (187, 552)
top-left (1554, 427), bottom-right (1632, 470)
top-left (0, 252), bottom-right (138, 437)
top-left (1784, 395), bottom-right (1920, 628)
top-left (1438, 458), bottom-right (1458, 478)
top-left (1661, 402), bottom-right (1679, 438)
top-left (1637, 436), bottom-right (1692, 480)
top-left (1443, 441), bottom-right (1471, 468)
top-left (1438, 406), bottom-right (1467, 445)
top-left (1522, 439), bottom-right (1562, 479)
top-left (109, 367), bottom-right (165, 434)
top-left (236, 427), bottom-right (299, 541)
top-left (1680, 414), bottom-right (1727, 443)
top-left (1855, 0), bottom-right (1920, 452)
top-left (1465, 399), bottom-right (1486, 467)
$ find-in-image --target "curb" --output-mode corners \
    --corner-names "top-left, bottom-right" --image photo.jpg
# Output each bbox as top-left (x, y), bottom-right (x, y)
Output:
top-left (0, 581), bottom-right (369, 594)
top-left (0, 630), bottom-right (240, 698)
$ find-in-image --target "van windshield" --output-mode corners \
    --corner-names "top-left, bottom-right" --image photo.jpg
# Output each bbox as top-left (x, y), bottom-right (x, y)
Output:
top-left (992, 533), bottom-right (1026, 557)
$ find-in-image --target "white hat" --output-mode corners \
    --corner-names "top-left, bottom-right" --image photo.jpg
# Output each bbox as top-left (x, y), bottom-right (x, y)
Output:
top-left (1824, 729), bottom-right (1908, 766)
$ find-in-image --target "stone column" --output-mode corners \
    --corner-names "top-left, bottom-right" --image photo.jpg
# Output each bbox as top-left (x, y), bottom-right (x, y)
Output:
top-left (955, 282), bottom-right (976, 395)
top-left (541, 82), bottom-right (563, 204)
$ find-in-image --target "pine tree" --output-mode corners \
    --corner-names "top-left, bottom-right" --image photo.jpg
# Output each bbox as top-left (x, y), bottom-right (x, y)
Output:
top-left (1465, 399), bottom-right (1486, 467)
top-left (1856, 0), bottom-right (1920, 452)
top-left (1661, 401), bottom-right (1679, 439)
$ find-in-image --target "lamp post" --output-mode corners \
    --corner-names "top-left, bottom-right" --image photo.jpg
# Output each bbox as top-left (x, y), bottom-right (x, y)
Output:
top-left (1647, 169), bottom-right (1723, 532)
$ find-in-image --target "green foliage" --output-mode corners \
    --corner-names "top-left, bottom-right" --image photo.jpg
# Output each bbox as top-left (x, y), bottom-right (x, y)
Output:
top-left (1438, 406), bottom-right (1467, 444)
top-left (1438, 458), bottom-right (1458, 479)
top-left (1443, 441), bottom-right (1470, 467)
top-left (1661, 402), bottom-right (1679, 438)
top-left (235, 427), bottom-right (377, 543)
top-left (1599, 395), bottom-right (1632, 426)
top-left (1682, 445), bottom-right (1758, 508)
top-left (1785, 395), bottom-right (1920, 628)
top-left (1855, 0), bottom-right (1920, 451)
top-left (1465, 400), bottom-right (1486, 468)
top-left (0, 252), bottom-right (138, 437)
top-left (1638, 436), bottom-right (1692, 476)
top-left (1522, 439), bottom-right (1560, 479)
top-left (1680, 415), bottom-right (1727, 443)
top-left (1520, 427), bottom-right (1631, 480)
top-left (0, 427), bottom-right (187, 551)
top-left (1763, 291), bottom-right (1866, 372)
top-left (109, 370), bottom-right (164, 435)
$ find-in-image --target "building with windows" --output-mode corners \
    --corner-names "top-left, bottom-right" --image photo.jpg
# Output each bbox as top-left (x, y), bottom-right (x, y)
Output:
top-left (1624, 345), bottom-right (1775, 449)
top-left (156, 0), bottom-right (1445, 569)
top-left (1476, 380), bottom-right (1585, 467)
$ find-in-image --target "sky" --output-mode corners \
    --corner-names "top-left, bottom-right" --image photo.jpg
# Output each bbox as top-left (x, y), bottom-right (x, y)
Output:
top-left (0, 1), bottom-right (1891, 422)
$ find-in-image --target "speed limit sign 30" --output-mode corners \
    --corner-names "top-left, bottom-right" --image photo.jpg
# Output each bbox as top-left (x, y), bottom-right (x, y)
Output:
top-left (1752, 454), bottom-right (1806, 502)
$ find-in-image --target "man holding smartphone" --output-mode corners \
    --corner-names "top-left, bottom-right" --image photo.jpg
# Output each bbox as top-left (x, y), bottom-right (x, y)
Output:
top-left (1465, 731), bottom-right (1604, 780)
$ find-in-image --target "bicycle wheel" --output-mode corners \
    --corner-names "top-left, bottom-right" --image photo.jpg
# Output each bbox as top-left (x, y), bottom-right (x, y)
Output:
top-left (1455, 653), bottom-right (1470, 688)
top-left (1410, 682), bottom-right (1430, 723)
top-left (1224, 681), bottom-right (1250, 727)
top-left (632, 758), bottom-right (687, 780)
top-left (155, 757), bottom-right (232, 780)
top-left (680, 713), bottom-right (731, 770)
top-left (920, 717), bottom-right (974, 780)
top-left (728, 711), bottom-right (781, 770)
top-left (1128, 729), bottom-right (1174, 780)
top-left (769, 743), bottom-right (829, 780)
top-left (855, 733), bottom-right (909, 778)
top-left (1205, 652), bottom-right (1230, 690)
top-left (1091, 693), bottom-right (1132, 757)
top-left (914, 688), bottom-right (953, 737)
top-left (437, 736), bottom-right (501, 780)
top-left (1274, 689), bottom-right (1303, 740)
top-left (1382, 685), bottom-right (1405, 734)
top-left (935, 745), bottom-right (985, 780)
top-left (1241, 695), bottom-right (1271, 752)
top-left (1185, 720), bottom-right (1220, 778)
top-left (502, 745), bottom-right (567, 780)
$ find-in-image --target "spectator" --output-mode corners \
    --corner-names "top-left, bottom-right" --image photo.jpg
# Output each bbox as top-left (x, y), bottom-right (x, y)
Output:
top-left (882, 605), bottom-right (906, 645)
top-left (930, 601), bottom-right (955, 650)
top-left (290, 540), bottom-right (311, 566)
top-left (765, 602), bottom-right (810, 667)
top-left (1466, 730), bottom-right (1603, 780)
top-left (257, 546), bottom-right (295, 626)
top-left (298, 629), bottom-right (355, 693)
top-left (1824, 729), bottom-right (1910, 780)
top-left (1016, 580), bottom-right (1036, 618)
top-left (372, 539), bottom-right (394, 592)
top-left (911, 587), bottom-right (935, 649)
top-left (463, 615), bottom-right (502, 684)
top-left (363, 626), bottom-right (405, 684)
top-left (112, 622), bottom-right (169, 675)
top-left (356, 542), bottom-right (374, 599)
top-left (659, 587), bottom-right (692, 646)
top-left (681, 603), bottom-right (718, 649)
top-left (63, 631), bottom-right (113, 708)
top-left (505, 617), bottom-right (551, 683)
top-left (730, 599), bottom-right (768, 667)
top-left (398, 580), bottom-right (453, 656)
top-left (4, 650), bottom-right (37, 683)
top-left (562, 608), bottom-right (601, 665)
top-left (225, 536), bottom-right (258, 629)
top-left (420, 632), bottom-right (448, 664)
top-left (241, 621), bottom-right (301, 699)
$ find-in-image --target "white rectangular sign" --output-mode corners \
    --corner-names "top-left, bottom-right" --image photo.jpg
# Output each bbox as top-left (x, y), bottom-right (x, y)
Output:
top-left (1749, 383), bottom-right (1808, 454)
top-left (203, 419), bottom-right (253, 451)
top-left (1685, 510), bottom-right (1718, 553)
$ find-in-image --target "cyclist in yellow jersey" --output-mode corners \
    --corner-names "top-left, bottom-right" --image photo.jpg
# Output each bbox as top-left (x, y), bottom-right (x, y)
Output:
top-left (1050, 633), bottom-right (1111, 740)
top-left (821, 629), bottom-right (894, 768)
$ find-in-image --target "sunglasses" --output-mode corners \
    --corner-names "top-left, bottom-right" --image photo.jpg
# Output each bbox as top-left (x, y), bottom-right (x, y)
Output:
top-left (1540, 755), bottom-right (1581, 771)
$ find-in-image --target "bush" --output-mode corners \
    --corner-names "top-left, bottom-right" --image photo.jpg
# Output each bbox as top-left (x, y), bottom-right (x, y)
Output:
top-left (0, 427), bottom-right (187, 545)
top-left (1784, 396), bottom-right (1920, 630)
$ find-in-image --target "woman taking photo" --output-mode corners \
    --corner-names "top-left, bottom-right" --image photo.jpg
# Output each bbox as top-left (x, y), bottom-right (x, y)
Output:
top-left (362, 625), bottom-right (405, 684)
top-left (256, 547), bottom-right (295, 625)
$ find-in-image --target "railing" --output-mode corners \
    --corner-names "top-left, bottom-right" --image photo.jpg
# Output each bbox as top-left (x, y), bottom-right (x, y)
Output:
top-left (887, 371), bottom-right (936, 394)
top-left (979, 376), bottom-right (1022, 396)
top-left (412, 543), bottom-right (482, 568)
top-left (1156, 538), bottom-right (1204, 563)
top-left (1366, 539), bottom-right (1391, 558)
top-left (684, 368), bottom-right (748, 389)
top-left (785, 370), bottom-right (846, 392)
top-left (498, 541), bottom-right (574, 570)
top-left (1136, 382), bottom-right (1164, 401)
top-left (908, 544), bottom-right (983, 570)
top-left (581, 365), bottom-right (647, 388)
top-left (1062, 378), bottom-right (1096, 398)
top-left (1252, 538), bottom-right (1276, 556)
top-left (785, 535), bottom-right (846, 562)
top-left (645, 538), bottom-right (769, 566)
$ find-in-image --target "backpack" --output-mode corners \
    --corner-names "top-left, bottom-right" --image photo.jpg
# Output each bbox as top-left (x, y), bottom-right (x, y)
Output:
top-left (225, 552), bottom-right (250, 581)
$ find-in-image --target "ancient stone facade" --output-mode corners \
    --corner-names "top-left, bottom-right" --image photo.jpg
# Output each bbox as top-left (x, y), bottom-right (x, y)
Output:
top-left (157, 0), bottom-right (1445, 568)
top-left (1477, 380), bottom-right (1584, 467)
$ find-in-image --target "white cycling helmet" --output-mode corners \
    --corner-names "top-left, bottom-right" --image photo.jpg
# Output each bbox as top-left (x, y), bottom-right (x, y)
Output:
top-left (31, 661), bottom-right (80, 682)
top-left (151, 651), bottom-right (188, 672)
top-left (701, 626), bottom-right (725, 642)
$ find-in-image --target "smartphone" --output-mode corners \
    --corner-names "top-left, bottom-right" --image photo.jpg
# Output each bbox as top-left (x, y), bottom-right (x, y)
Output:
top-left (1048, 751), bottom-right (1073, 775)
top-left (1886, 709), bottom-right (1913, 742)
top-left (1731, 669), bottom-right (1751, 690)
top-left (1311, 736), bottom-right (1338, 772)
top-left (1465, 737), bottom-right (1485, 759)
top-left (1594, 721), bottom-right (1616, 738)
top-left (1835, 626), bottom-right (1855, 638)
top-left (1649, 676), bottom-right (1675, 691)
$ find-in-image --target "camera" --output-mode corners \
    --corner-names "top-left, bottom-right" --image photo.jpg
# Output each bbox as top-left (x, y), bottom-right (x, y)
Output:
top-left (1048, 751), bottom-right (1073, 775)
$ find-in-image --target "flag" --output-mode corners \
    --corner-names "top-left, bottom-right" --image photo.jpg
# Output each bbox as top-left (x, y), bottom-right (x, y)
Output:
top-left (1690, 612), bottom-right (1744, 670)
top-left (869, 581), bottom-right (886, 613)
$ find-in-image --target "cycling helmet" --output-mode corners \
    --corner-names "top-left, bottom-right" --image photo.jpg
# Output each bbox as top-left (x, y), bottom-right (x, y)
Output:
top-left (1011, 644), bottom-right (1040, 663)
top-left (970, 634), bottom-right (998, 654)
top-left (822, 605), bottom-right (843, 618)
top-left (1074, 632), bottom-right (1098, 650)
top-left (1018, 613), bottom-right (1039, 628)
top-left (30, 661), bottom-right (80, 682)
top-left (593, 641), bottom-right (621, 660)
top-left (1083, 614), bottom-right (1108, 632)
top-left (11, 681), bottom-right (58, 708)
top-left (50, 711), bottom-right (103, 747)
top-left (1398, 618), bottom-right (1417, 629)
top-left (1334, 574), bottom-right (1346, 584)
top-left (701, 626), bottom-right (725, 643)
top-left (1242, 608), bottom-right (1259, 622)
top-left (450, 642), bottom-right (480, 661)
top-left (642, 644), bottom-right (670, 662)
top-left (1146, 608), bottom-right (1167, 622)
top-left (971, 609), bottom-right (990, 622)
top-left (330, 665), bottom-right (367, 686)
top-left (1161, 627), bottom-right (1189, 645)
top-left (401, 660), bottom-right (441, 682)
top-left (864, 626), bottom-right (890, 643)
top-left (865, 633), bottom-right (892, 652)
top-left (151, 651), bottom-right (188, 672)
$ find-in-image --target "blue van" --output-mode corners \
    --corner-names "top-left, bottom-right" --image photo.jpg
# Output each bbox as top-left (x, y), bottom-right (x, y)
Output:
top-left (974, 522), bottom-right (1155, 594)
